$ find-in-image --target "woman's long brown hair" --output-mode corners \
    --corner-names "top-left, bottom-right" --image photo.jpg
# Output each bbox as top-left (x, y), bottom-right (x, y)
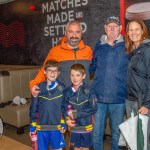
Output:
top-left (125, 19), bottom-right (149, 54)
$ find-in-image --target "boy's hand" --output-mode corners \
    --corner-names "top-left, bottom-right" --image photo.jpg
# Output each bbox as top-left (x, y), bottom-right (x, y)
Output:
top-left (66, 119), bottom-right (76, 127)
top-left (60, 123), bottom-right (67, 133)
top-left (59, 119), bottom-right (66, 133)
top-left (29, 131), bottom-right (36, 138)
top-left (60, 127), bottom-right (66, 133)
top-left (29, 123), bottom-right (36, 138)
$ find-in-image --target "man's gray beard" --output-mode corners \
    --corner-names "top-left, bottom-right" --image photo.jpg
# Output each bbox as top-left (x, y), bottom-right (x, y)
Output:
top-left (68, 39), bottom-right (80, 47)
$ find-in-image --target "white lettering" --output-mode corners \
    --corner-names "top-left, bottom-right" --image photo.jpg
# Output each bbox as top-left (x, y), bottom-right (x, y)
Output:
top-left (67, 0), bottom-right (74, 8)
top-left (76, 11), bottom-right (83, 18)
top-left (60, 0), bottom-right (66, 9)
top-left (52, 38), bottom-right (60, 47)
top-left (75, 0), bottom-right (81, 7)
top-left (47, 11), bottom-right (75, 24)
top-left (61, 24), bottom-right (66, 34)
top-left (55, 25), bottom-right (60, 35)
top-left (55, 0), bottom-right (60, 11)
top-left (82, 0), bottom-right (88, 5)
top-left (47, 14), bottom-right (54, 24)
top-left (43, 25), bottom-right (67, 36)
top-left (42, 3), bottom-right (48, 13)
top-left (68, 10), bottom-right (74, 21)
top-left (42, 0), bottom-right (89, 13)
top-left (44, 27), bottom-right (49, 36)
top-left (80, 22), bottom-right (87, 33)
top-left (61, 12), bottom-right (68, 22)
top-left (49, 1), bottom-right (55, 12)
top-left (54, 13), bottom-right (61, 23)
top-left (49, 26), bottom-right (55, 36)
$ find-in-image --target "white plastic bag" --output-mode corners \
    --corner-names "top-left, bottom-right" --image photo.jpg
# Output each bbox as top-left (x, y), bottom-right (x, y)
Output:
top-left (119, 111), bottom-right (149, 150)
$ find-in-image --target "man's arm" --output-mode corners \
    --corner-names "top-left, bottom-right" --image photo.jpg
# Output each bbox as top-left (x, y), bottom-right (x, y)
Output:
top-left (30, 67), bottom-right (45, 90)
top-left (30, 48), bottom-right (56, 96)
top-left (89, 42), bottom-right (99, 74)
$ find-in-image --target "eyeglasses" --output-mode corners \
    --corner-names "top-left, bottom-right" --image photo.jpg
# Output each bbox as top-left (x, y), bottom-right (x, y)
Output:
top-left (46, 69), bottom-right (59, 74)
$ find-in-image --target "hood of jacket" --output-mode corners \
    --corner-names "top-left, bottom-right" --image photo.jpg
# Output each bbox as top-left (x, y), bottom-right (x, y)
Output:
top-left (133, 39), bottom-right (150, 53)
top-left (141, 39), bottom-right (150, 44)
top-left (99, 34), bottom-right (124, 45)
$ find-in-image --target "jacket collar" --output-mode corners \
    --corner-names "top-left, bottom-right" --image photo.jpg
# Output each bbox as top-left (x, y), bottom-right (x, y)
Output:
top-left (100, 34), bottom-right (124, 45)
top-left (133, 39), bottom-right (150, 52)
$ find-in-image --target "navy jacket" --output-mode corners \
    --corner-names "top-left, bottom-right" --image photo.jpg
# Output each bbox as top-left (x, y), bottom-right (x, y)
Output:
top-left (126, 40), bottom-right (150, 109)
top-left (62, 84), bottom-right (97, 126)
top-left (90, 35), bottom-right (129, 104)
top-left (30, 81), bottom-right (64, 125)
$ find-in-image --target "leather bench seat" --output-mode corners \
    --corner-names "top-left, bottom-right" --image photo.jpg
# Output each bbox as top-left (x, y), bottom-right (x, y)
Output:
top-left (0, 65), bottom-right (40, 134)
top-left (0, 102), bottom-right (30, 128)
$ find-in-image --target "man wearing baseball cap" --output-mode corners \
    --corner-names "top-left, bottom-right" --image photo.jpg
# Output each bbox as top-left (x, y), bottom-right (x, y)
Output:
top-left (90, 15), bottom-right (129, 150)
top-left (105, 16), bottom-right (120, 25)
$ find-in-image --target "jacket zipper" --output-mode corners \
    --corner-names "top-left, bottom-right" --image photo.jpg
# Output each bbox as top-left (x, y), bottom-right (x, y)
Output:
top-left (76, 88), bottom-right (80, 102)
top-left (74, 50), bottom-right (77, 63)
top-left (48, 90), bottom-right (51, 96)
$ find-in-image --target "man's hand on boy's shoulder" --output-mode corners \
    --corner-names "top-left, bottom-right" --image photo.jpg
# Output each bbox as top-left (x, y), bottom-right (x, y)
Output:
top-left (31, 85), bottom-right (40, 97)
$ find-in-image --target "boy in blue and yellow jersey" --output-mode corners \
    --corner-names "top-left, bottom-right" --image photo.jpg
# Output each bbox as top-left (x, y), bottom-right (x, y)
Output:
top-left (62, 64), bottom-right (97, 150)
top-left (29, 60), bottom-right (66, 150)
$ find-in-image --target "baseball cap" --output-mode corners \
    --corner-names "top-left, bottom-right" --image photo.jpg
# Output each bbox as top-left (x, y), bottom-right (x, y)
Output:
top-left (105, 16), bottom-right (120, 25)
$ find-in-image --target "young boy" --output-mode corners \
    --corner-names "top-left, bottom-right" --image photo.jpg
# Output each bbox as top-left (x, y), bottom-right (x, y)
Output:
top-left (62, 63), bottom-right (97, 150)
top-left (29, 60), bottom-right (66, 150)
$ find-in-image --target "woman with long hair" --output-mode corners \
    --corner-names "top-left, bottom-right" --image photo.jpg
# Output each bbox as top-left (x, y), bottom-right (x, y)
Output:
top-left (125, 18), bottom-right (150, 150)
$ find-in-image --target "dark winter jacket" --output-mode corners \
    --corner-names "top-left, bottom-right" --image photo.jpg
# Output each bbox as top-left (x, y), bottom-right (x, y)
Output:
top-left (90, 35), bottom-right (129, 104)
top-left (126, 40), bottom-right (150, 109)
top-left (30, 81), bottom-right (64, 125)
top-left (62, 84), bottom-right (97, 127)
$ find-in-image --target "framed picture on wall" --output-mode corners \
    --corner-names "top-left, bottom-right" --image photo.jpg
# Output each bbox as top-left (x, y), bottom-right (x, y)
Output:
top-left (121, 0), bottom-right (150, 34)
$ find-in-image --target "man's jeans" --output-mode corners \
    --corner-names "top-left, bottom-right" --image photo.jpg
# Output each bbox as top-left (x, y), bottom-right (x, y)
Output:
top-left (92, 103), bottom-right (125, 150)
